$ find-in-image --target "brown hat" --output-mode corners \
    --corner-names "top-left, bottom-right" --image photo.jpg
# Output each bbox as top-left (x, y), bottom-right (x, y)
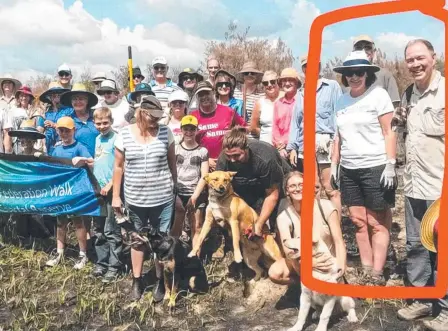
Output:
top-left (214, 69), bottom-right (237, 88)
top-left (193, 80), bottom-right (214, 97)
top-left (237, 61), bottom-right (263, 84)
top-left (136, 95), bottom-right (164, 118)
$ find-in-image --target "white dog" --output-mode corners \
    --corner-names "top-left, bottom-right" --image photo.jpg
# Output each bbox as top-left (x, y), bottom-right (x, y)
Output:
top-left (283, 232), bottom-right (358, 331)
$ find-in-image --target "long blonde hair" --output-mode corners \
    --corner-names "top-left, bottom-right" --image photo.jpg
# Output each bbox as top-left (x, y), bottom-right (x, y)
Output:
top-left (135, 107), bottom-right (157, 135)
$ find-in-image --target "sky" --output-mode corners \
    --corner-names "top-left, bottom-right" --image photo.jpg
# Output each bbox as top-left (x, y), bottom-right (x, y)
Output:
top-left (0, 0), bottom-right (445, 84)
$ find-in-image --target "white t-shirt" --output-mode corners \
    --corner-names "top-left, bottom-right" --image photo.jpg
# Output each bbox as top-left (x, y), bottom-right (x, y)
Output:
top-left (335, 85), bottom-right (394, 169)
top-left (0, 109), bottom-right (12, 153)
top-left (95, 98), bottom-right (130, 131)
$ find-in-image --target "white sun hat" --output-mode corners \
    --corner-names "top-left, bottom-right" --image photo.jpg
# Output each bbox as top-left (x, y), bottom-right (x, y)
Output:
top-left (168, 90), bottom-right (189, 104)
top-left (333, 50), bottom-right (380, 74)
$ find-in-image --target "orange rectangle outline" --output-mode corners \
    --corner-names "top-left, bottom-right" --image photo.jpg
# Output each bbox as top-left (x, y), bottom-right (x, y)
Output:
top-left (301, 0), bottom-right (448, 299)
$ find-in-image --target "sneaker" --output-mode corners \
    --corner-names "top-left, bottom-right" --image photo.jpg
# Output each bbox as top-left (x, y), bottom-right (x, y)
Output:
top-left (102, 270), bottom-right (119, 283)
top-left (152, 277), bottom-right (165, 303)
top-left (92, 265), bottom-right (107, 277)
top-left (73, 255), bottom-right (88, 270)
top-left (423, 310), bottom-right (448, 331)
top-left (397, 301), bottom-right (432, 321)
top-left (46, 252), bottom-right (63, 267)
top-left (131, 277), bottom-right (144, 301)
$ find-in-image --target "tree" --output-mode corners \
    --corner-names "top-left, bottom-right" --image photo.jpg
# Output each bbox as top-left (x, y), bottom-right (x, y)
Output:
top-left (78, 66), bottom-right (96, 93)
top-left (203, 21), bottom-right (295, 79)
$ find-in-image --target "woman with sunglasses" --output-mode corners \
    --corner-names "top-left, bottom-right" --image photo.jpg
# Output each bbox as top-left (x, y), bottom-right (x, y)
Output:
top-left (331, 50), bottom-right (397, 285)
top-left (162, 89), bottom-right (190, 143)
top-left (249, 70), bottom-right (281, 144)
top-left (178, 68), bottom-right (204, 112)
top-left (214, 69), bottom-right (243, 116)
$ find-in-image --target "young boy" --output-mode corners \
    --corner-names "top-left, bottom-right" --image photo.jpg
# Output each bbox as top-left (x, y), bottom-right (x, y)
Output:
top-left (174, 115), bottom-right (209, 251)
top-left (46, 116), bottom-right (94, 270)
top-left (91, 107), bottom-right (123, 282)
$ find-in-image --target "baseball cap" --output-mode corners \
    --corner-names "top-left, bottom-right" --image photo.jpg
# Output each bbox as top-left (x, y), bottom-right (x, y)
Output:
top-left (137, 95), bottom-right (164, 118)
top-left (180, 115), bottom-right (198, 128)
top-left (152, 56), bottom-right (168, 67)
top-left (58, 63), bottom-right (71, 75)
top-left (168, 90), bottom-right (189, 104)
top-left (56, 116), bottom-right (75, 129)
top-left (353, 35), bottom-right (374, 46)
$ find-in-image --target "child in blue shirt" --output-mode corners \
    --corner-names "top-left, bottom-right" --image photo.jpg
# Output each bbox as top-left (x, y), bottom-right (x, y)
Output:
top-left (91, 107), bottom-right (123, 282)
top-left (46, 116), bottom-right (93, 270)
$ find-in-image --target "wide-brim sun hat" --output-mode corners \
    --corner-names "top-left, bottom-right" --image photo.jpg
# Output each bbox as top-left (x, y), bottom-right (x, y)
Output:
top-left (214, 69), bottom-right (237, 88)
top-left (0, 74), bottom-right (22, 90)
top-left (39, 82), bottom-right (70, 104)
top-left (136, 95), bottom-right (164, 118)
top-left (237, 61), bottom-right (263, 84)
top-left (421, 198), bottom-right (441, 253)
top-left (97, 79), bottom-right (119, 96)
top-left (333, 50), bottom-right (380, 74)
top-left (8, 119), bottom-right (45, 140)
top-left (60, 83), bottom-right (98, 109)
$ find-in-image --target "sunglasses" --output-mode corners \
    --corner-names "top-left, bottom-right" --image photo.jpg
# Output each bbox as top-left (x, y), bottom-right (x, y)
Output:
top-left (133, 75), bottom-right (143, 80)
top-left (216, 82), bottom-right (231, 89)
top-left (262, 80), bottom-right (277, 87)
top-left (243, 72), bottom-right (256, 76)
top-left (153, 66), bottom-right (166, 71)
top-left (344, 69), bottom-right (367, 78)
top-left (171, 100), bottom-right (186, 106)
top-left (354, 44), bottom-right (374, 52)
top-left (59, 72), bottom-right (70, 77)
top-left (103, 91), bottom-right (114, 95)
top-left (183, 75), bottom-right (196, 81)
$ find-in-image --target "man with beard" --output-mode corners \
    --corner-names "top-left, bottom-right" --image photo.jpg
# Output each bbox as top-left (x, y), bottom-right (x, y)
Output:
top-left (395, 39), bottom-right (447, 331)
top-left (216, 126), bottom-right (291, 236)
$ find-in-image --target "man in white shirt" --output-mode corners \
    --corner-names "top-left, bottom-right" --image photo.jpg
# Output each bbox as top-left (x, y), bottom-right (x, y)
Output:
top-left (395, 39), bottom-right (447, 331)
top-left (95, 79), bottom-right (129, 131)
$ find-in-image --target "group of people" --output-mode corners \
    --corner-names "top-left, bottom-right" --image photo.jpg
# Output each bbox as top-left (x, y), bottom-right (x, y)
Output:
top-left (0, 34), bottom-right (446, 330)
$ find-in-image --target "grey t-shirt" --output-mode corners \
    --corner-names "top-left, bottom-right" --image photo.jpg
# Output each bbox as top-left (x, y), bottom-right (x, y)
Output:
top-left (373, 67), bottom-right (400, 104)
top-left (176, 143), bottom-right (209, 196)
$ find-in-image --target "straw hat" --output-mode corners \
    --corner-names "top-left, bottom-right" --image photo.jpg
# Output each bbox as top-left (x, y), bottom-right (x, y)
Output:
top-left (333, 51), bottom-right (380, 74)
top-left (15, 86), bottom-right (35, 101)
top-left (421, 198), bottom-right (440, 253)
top-left (214, 69), bottom-right (237, 88)
top-left (237, 61), bottom-right (263, 84)
top-left (353, 34), bottom-right (375, 46)
top-left (8, 119), bottom-right (45, 140)
top-left (0, 74), bottom-right (22, 90)
top-left (39, 82), bottom-right (70, 104)
top-left (60, 83), bottom-right (98, 109)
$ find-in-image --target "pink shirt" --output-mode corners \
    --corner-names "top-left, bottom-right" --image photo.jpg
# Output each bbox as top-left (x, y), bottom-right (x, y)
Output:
top-left (272, 96), bottom-right (296, 147)
top-left (191, 105), bottom-right (246, 159)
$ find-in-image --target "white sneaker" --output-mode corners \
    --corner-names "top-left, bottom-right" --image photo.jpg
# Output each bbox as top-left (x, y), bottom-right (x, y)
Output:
top-left (46, 252), bottom-right (63, 267)
top-left (73, 255), bottom-right (88, 270)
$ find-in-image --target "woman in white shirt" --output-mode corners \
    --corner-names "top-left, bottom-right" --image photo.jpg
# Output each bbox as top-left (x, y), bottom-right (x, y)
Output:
top-left (330, 51), bottom-right (397, 285)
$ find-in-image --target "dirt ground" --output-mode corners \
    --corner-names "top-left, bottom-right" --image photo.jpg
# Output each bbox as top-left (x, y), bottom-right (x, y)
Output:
top-left (0, 169), bottom-right (432, 331)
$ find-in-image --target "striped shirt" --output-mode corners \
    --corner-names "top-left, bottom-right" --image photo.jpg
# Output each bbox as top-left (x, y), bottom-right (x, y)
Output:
top-left (114, 124), bottom-right (175, 207)
top-left (233, 88), bottom-right (263, 124)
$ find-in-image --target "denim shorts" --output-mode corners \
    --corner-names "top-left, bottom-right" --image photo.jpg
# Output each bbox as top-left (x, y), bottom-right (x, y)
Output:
top-left (125, 199), bottom-right (174, 234)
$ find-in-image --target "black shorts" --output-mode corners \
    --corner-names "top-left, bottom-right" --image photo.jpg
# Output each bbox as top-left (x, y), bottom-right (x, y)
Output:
top-left (178, 193), bottom-right (208, 210)
top-left (340, 164), bottom-right (395, 210)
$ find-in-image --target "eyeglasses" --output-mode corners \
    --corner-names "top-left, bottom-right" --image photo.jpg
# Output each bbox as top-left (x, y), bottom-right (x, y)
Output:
top-left (243, 72), bottom-right (256, 76)
top-left (153, 66), bottom-right (166, 71)
top-left (216, 82), bottom-right (231, 89)
top-left (171, 100), bottom-right (186, 106)
top-left (344, 69), bottom-right (367, 78)
top-left (59, 72), bottom-right (70, 78)
top-left (262, 80), bottom-right (277, 87)
top-left (288, 183), bottom-right (304, 190)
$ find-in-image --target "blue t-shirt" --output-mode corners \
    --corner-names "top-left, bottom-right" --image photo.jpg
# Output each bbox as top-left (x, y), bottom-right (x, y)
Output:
top-left (50, 140), bottom-right (92, 159)
top-left (93, 131), bottom-right (117, 188)
top-left (44, 105), bottom-right (73, 155)
top-left (70, 110), bottom-right (99, 157)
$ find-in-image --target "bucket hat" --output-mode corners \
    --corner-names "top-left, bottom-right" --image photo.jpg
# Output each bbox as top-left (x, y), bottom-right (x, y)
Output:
top-left (92, 72), bottom-right (107, 83)
top-left (136, 95), bottom-right (164, 118)
top-left (421, 198), bottom-right (440, 253)
top-left (178, 68), bottom-right (204, 87)
top-left (97, 79), bottom-right (119, 95)
top-left (333, 50), bottom-right (380, 74)
top-left (39, 82), bottom-right (70, 104)
top-left (15, 86), bottom-right (35, 101)
top-left (0, 74), bottom-right (22, 90)
top-left (60, 83), bottom-right (99, 109)
top-left (131, 67), bottom-right (145, 80)
top-left (8, 119), bottom-right (45, 140)
top-left (214, 69), bottom-right (237, 88)
top-left (129, 83), bottom-right (156, 102)
top-left (237, 61), bottom-right (263, 84)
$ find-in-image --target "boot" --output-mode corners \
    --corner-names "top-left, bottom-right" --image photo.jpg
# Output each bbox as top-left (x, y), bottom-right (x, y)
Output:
top-left (152, 276), bottom-right (165, 303)
top-left (131, 277), bottom-right (144, 301)
top-left (423, 309), bottom-right (448, 331)
top-left (397, 301), bottom-right (432, 321)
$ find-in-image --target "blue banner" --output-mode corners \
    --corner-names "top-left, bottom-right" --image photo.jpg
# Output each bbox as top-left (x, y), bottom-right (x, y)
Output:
top-left (0, 153), bottom-right (105, 217)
